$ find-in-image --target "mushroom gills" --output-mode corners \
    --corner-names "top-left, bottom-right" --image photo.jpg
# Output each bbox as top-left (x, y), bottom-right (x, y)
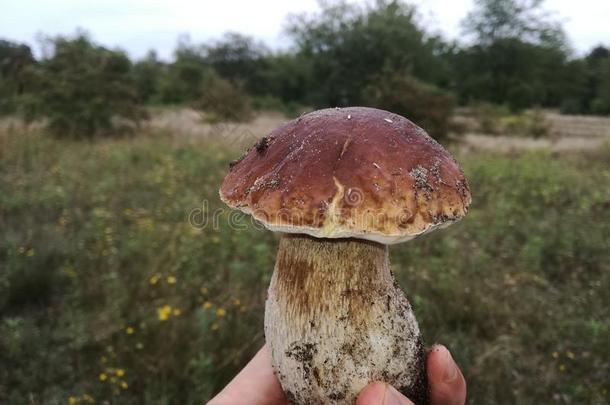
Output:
top-left (265, 234), bottom-right (428, 405)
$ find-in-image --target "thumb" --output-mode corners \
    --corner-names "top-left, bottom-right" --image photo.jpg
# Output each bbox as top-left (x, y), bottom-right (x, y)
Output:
top-left (426, 345), bottom-right (467, 405)
top-left (357, 382), bottom-right (415, 405)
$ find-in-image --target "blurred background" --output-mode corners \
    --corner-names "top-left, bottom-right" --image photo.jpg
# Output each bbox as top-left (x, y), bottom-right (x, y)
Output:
top-left (0, 0), bottom-right (608, 403)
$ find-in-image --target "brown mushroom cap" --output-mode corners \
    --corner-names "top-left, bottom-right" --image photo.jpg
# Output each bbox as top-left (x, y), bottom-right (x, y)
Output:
top-left (220, 107), bottom-right (471, 244)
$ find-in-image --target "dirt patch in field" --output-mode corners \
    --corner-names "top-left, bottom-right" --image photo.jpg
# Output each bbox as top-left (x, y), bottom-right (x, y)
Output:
top-left (459, 133), bottom-right (607, 153)
top-left (4, 108), bottom-right (608, 154)
top-left (458, 112), bottom-right (610, 153)
top-left (147, 108), bottom-right (288, 147)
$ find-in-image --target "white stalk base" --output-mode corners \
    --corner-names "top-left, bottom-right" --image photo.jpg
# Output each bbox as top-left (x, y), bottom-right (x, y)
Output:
top-left (265, 234), bottom-right (427, 405)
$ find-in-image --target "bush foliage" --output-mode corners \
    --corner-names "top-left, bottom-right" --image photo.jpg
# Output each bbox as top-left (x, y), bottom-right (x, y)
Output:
top-left (193, 73), bottom-right (252, 123)
top-left (469, 103), bottom-right (550, 137)
top-left (364, 72), bottom-right (455, 141)
top-left (0, 40), bottom-right (35, 114)
top-left (21, 34), bottom-right (145, 137)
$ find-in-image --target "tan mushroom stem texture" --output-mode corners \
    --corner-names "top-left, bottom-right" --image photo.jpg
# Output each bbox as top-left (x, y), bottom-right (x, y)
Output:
top-left (266, 234), bottom-right (427, 405)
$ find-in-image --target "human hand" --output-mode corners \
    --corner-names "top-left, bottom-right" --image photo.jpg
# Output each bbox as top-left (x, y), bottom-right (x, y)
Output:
top-left (208, 346), bottom-right (287, 405)
top-left (208, 344), bottom-right (466, 405)
top-left (356, 345), bottom-right (466, 405)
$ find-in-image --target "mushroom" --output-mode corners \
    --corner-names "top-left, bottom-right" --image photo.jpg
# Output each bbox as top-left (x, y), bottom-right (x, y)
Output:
top-left (220, 107), bottom-right (471, 405)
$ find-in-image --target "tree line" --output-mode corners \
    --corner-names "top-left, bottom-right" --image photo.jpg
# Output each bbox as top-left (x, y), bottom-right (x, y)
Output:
top-left (1, 0), bottom-right (609, 139)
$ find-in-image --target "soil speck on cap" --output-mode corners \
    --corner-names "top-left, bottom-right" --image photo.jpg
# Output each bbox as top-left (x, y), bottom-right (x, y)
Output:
top-left (255, 136), bottom-right (272, 154)
top-left (409, 165), bottom-right (433, 192)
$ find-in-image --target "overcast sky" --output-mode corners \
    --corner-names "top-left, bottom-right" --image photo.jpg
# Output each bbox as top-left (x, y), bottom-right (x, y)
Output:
top-left (1, 0), bottom-right (608, 60)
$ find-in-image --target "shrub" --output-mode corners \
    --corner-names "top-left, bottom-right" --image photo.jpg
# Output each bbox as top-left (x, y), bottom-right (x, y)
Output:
top-left (471, 103), bottom-right (550, 137)
top-left (23, 33), bottom-right (145, 137)
top-left (559, 98), bottom-right (584, 115)
top-left (363, 72), bottom-right (455, 142)
top-left (500, 109), bottom-right (549, 138)
top-left (251, 95), bottom-right (302, 118)
top-left (470, 102), bottom-right (510, 134)
top-left (194, 73), bottom-right (252, 123)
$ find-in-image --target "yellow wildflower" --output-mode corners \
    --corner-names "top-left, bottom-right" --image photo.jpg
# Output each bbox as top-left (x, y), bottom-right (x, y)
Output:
top-left (233, 299), bottom-right (241, 306)
top-left (566, 351), bottom-right (575, 359)
top-left (202, 302), bottom-right (212, 310)
top-left (211, 323), bottom-right (219, 331)
top-left (82, 394), bottom-right (94, 403)
top-left (126, 327), bottom-right (135, 335)
top-left (551, 351), bottom-right (559, 359)
top-left (26, 248), bottom-right (35, 257)
top-left (99, 373), bottom-right (108, 381)
top-left (173, 308), bottom-right (182, 316)
top-left (157, 305), bottom-right (172, 321)
top-left (68, 396), bottom-right (77, 405)
top-left (559, 364), bottom-right (566, 372)
top-left (216, 308), bottom-right (227, 317)
top-left (120, 381), bottom-right (129, 389)
top-left (166, 275), bottom-right (177, 284)
top-left (149, 274), bottom-right (160, 285)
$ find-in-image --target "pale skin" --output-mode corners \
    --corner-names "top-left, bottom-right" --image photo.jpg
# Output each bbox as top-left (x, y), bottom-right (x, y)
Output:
top-left (209, 344), bottom-right (466, 405)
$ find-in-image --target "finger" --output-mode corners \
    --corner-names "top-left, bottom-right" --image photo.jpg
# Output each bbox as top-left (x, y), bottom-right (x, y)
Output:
top-left (426, 345), bottom-right (467, 405)
top-left (208, 346), bottom-right (288, 405)
top-left (357, 381), bottom-right (415, 405)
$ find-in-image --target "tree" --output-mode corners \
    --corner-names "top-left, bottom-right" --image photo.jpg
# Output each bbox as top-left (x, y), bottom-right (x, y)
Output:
top-left (24, 33), bottom-right (145, 137)
top-left (462, 0), bottom-right (565, 47)
top-left (193, 72), bottom-right (252, 122)
top-left (158, 36), bottom-right (210, 104)
top-left (364, 70), bottom-right (455, 141)
top-left (580, 46), bottom-right (610, 114)
top-left (286, 0), bottom-right (444, 107)
top-left (204, 32), bottom-right (270, 95)
top-left (456, 0), bottom-right (570, 110)
top-left (0, 39), bottom-right (36, 114)
top-left (261, 52), bottom-right (315, 104)
top-left (133, 50), bottom-right (163, 104)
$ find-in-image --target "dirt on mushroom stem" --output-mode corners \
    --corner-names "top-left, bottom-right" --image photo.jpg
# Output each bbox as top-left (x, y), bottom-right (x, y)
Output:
top-left (265, 233), bottom-right (427, 405)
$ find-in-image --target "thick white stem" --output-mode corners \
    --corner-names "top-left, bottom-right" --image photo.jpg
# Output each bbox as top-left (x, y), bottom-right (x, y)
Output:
top-left (265, 234), bottom-right (427, 405)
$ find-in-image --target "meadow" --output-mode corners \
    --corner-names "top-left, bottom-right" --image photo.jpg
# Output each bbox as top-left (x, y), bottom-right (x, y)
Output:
top-left (0, 118), bottom-right (608, 404)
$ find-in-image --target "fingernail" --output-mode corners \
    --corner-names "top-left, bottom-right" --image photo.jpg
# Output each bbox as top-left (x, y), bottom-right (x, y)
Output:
top-left (383, 384), bottom-right (409, 405)
top-left (442, 348), bottom-right (459, 383)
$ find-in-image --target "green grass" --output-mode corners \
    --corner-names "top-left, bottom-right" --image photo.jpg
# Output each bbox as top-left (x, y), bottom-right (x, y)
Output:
top-left (0, 128), bottom-right (608, 404)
